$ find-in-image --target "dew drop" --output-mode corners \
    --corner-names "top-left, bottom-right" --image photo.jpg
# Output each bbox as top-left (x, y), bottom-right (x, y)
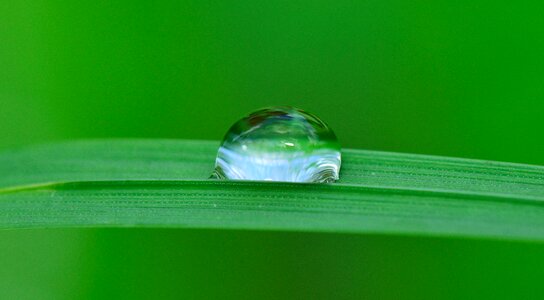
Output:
top-left (211, 106), bottom-right (341, 183)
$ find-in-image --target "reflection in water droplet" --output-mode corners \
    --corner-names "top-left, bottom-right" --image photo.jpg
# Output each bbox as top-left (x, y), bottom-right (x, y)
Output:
top-left (211, 106), bottom-right (341, 183)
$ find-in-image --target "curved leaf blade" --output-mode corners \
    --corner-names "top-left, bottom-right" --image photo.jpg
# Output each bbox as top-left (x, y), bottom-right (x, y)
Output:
top-left (1, 139), bottom-right (544, 241)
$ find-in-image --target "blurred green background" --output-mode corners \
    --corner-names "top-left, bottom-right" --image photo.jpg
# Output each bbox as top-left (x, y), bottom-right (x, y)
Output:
top-left (1, 0), bottom-right (544, 299)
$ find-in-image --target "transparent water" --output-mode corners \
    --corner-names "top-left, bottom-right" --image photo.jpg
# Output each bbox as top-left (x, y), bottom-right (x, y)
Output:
top-left (211, 107), bottom-right (341, 183)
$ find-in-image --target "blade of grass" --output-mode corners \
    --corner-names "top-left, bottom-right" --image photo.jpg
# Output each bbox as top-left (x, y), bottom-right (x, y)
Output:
top-left (1, 139), bottom-right (544, 241)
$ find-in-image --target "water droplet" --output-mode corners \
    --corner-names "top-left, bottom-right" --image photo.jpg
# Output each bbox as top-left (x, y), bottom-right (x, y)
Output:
top-left (211, 106), bottom-right (341, 183)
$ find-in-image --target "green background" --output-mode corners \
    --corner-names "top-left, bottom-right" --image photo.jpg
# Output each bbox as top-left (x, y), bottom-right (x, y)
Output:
top-left (1, 1), bottom-right (544, 298)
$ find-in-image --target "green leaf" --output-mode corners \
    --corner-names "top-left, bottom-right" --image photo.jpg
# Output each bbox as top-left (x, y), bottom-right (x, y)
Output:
top-left (1, 139), bottom-right (544, 241)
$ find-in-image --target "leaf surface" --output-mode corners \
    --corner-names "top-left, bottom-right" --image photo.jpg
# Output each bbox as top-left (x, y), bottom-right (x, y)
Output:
top-left (1, 139), bottom-right (544, 241)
